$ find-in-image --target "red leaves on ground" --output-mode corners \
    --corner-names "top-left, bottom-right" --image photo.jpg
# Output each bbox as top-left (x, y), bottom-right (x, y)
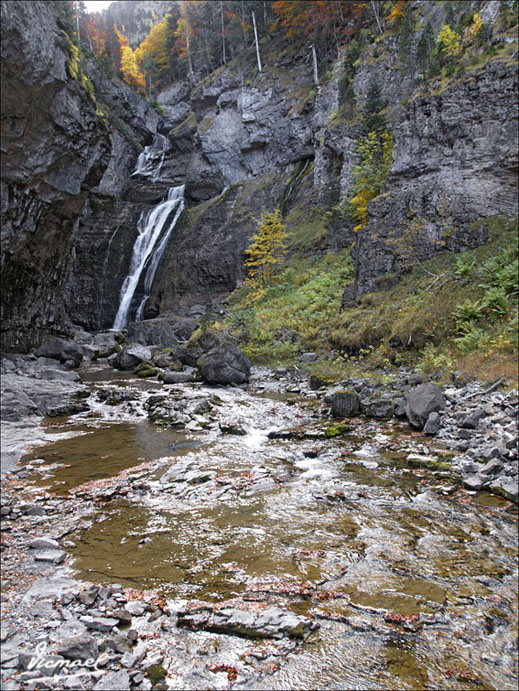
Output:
top-left (444, 667), bottom-right (479, 682)
top-left (208, 663), bottom-right (238, 681)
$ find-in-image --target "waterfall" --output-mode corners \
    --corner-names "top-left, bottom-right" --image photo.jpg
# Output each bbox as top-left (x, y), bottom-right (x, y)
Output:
top-left (112, 185), bottom-right (185, 330)
top-left (131, 134), bottom-right (170, 181)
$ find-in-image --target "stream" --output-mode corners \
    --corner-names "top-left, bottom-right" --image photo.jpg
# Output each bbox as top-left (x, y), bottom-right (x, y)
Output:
top-left (7, 364), bottom-right (519, 690)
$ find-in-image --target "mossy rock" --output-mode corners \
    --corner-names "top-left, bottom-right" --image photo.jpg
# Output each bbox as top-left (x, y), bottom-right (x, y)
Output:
top-left (325, 423), bottom-right (351, 438)
top-left (136, 367), bottom-right (158, 378)
top-left (310, 371), bottom-right (340, 390)
top-left (146, 664), bottom-right (167, 685)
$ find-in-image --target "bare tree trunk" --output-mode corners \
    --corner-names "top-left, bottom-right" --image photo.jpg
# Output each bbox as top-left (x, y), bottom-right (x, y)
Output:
top-left (75, 1), bottom-right (81, 46)
top-left (312, 44), bottom-right (320, 91)
top-left (252, 11), bottom-right (262, 73)
top-left (220, 0), bottom-right (226, 64)
top-left (240, 0), bottom-right (246, 43)
top-left (186, 25), bottom-right (194, 82)
top-left (370, 1), bottom-right (383, 35)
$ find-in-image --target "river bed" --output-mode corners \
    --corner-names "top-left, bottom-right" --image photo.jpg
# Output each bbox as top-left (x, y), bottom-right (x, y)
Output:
top-left (2, 364), bottom-right (518, 690)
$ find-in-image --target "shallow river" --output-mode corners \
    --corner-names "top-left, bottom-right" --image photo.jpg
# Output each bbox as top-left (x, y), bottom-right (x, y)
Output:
top-left (21, 367), bottom-right (518, 690)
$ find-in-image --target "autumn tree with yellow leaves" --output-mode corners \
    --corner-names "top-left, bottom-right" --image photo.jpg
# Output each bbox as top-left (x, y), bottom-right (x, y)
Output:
top-left (245, 209), bottom-right (288, 292)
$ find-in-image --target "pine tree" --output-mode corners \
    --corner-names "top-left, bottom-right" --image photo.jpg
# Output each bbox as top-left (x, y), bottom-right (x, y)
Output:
top-left (245, 208), bottom-right (288, 288)
top-left (416, 20), bottom-right (434, 75)
top-left (359, 80), bottom-right (387, 137)
top-left (398, 1), bottom-right (415, 73)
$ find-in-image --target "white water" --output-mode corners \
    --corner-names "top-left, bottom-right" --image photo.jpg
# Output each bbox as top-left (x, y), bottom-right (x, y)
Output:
top-left (112, 185), bottom-right (185, 330)
top-left (132, 134), bottom-right (169, 181)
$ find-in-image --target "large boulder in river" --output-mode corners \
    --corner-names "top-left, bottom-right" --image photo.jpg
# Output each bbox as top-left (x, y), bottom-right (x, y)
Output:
top-left (126, 315), bottom-right (198, 348)
top-left (405, 383), bottom-right (446, 429)
top-left (328, 390), bottom-right (360, 418)
top-left (113, 344), bottom-right (152, 371)
top-left (198, 344), bottom-right (251, 385)
top-left (35, 337), bottom-right (84, 367)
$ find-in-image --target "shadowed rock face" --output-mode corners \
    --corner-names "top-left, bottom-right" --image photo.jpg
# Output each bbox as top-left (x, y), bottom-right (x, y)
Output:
top-left (0, 0), bottom-right (110, 351)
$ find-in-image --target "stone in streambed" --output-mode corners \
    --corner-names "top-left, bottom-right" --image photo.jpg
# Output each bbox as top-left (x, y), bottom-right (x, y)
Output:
top-left (405, 383), bottom-right (446, 430)
top-left (113, 344), bottom-right (152, 371)
top-left (328, 390), bottom-right (360, 418)
top-left (93, 671), bottom-right (131, 690)
top-left (33, 549), bottom-right (67, 564)
top-left (29, 537), bottom-right (59, 550)
top-left (57, 633), bottom-right (98, 661)
top-left (198, 344), bottom-right (250, 385)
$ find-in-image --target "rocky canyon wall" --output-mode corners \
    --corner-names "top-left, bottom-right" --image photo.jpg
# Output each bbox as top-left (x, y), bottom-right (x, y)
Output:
top-left (0, 0), bottom-right (110, 351)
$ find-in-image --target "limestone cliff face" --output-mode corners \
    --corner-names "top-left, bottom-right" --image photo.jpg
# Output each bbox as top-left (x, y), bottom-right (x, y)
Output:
top-left (344, 59), bottom-right (519, 303)
top-left (0, 0), bottom-right (110, 351)
top-left (3, 1), bottom-right (517, 342)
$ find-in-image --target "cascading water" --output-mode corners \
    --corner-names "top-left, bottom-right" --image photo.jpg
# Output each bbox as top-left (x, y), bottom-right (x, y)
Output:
top-left (131, 133), bottom-right (170, 181)
top-left (112, 185), bottom-right (185, 330)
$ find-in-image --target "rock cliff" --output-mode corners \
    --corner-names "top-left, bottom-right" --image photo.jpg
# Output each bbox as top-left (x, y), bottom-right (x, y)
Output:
top-left (0, 0), bottom-right (110, 351)
top-left (2, 0), bottom-right (517, 343)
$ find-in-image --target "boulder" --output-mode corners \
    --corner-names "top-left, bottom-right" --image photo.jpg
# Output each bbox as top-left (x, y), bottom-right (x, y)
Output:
top-left (113, 344), bottom-right (152, 370)
top-left (198, 344), bottom-right (251, 385)
top-left (126, 315), bottom-right (198, 347)
top-left (423, 411), bottom-right (441, 435)
top-left (161, 369), bottom-right (196, 384)
top-left (92, 332), bottom-right (119, 357)
top-left (35, 337), bottom-right (84, 367)
top-left (405, 383), bottom-right (446, 430)
top-left (360, 397), bottom-right (394, 419)
top-left (57, 634), bottom-right (98, 661)
top-left (328, 390), bottom-right (360, 418)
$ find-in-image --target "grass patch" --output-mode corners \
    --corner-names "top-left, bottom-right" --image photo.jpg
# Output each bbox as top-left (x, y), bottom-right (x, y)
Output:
top-left (327, 215), bottom-right (518, 385)
top-left (226, 250), bottom-right (354, 363)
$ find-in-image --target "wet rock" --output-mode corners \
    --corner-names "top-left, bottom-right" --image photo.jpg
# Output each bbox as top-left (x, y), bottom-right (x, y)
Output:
top-left (28, 537), bottom-right (59, 550)
top-left (93, 670), bottom-right (130, 690)
top-left (405, 383), bottom-right (446, 430)
top-left (33, 550), bottom-right (67, 564)
top-left (198, 344), bottom-right (251, 385)
top-left (161, 369), bottom-right (196, 384)
top-left (462, 473), bottom-right (489, 491)
top-left (328, 390), bottom-right (360, 418)
top-left (96, 389), bottom-right (137, 406)
top-left (360, 397), bottom-right (394, 419)
top-left (113, 345), bottom-right (152, 371)
top-left (35, 337), bottom-right (84, 367)
top-left (177, 601), bottom-right (316, 639)
top-left (423, 412), bottom-right (441, 435)
top-left (57, 634), bottom-right (98, 661)
top-left (489, 477), bottom-right (518, 503)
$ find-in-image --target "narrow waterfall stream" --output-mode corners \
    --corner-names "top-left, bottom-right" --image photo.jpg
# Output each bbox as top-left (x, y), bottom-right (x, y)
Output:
top-left (112, 185), bottom-right (185, 330)
top-left (131, 133), bottom-right (170, 181)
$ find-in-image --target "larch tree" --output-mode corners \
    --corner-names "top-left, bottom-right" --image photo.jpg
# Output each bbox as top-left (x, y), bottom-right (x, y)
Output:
top-left (245, 208), bottom-right (288, 289)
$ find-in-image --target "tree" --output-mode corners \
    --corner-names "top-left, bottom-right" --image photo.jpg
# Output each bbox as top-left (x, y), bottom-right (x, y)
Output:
top-left (245, 208), bottom-right (288, 288)
top-left (359, 80), bottom-right (387, 136)
top-left (135, 14), bottom-right (170, 91)
top-left (436, 23), bottom-right (461, 58)
top-left (416, 20), bottom-right (434, 75)
top-left (115, 26), bottom-right (145, 91)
